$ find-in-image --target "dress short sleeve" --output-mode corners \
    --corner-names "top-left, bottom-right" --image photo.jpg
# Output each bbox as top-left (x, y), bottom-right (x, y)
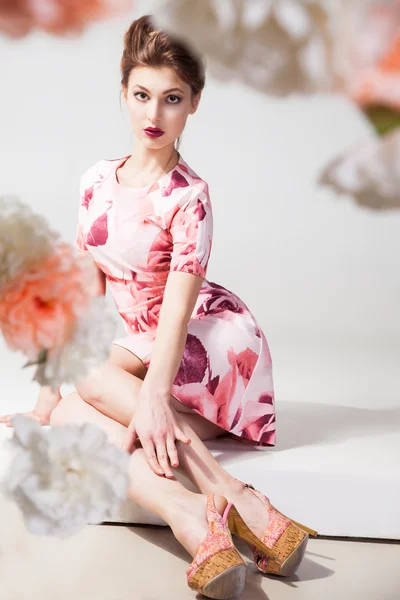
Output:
top-left (75, 160), bottom-right (104, 253)
top-left (75, 174), bottom-right (89, 253)
top-left (168, 183), bottom-right (213, 279)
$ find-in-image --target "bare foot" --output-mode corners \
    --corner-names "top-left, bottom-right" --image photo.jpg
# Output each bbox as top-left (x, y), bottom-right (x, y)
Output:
top-left (0, 410), bottom-right (51, 427)
top-left (170, 493), bottom-right (228, 558)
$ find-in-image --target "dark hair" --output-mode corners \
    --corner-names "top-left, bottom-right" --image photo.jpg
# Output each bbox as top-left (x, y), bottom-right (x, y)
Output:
top-left (120, 14), bottom-right (206, 98)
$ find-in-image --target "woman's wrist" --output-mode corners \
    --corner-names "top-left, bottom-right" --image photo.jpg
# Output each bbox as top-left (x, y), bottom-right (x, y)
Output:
top-left (140, 380), bottom-right (171, 402)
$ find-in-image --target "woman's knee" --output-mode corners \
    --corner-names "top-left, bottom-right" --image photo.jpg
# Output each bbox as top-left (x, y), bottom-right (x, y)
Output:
top-left (74, 364), bottom-right (111, 406)
top-left (50, 392), bottom-right (83, 427)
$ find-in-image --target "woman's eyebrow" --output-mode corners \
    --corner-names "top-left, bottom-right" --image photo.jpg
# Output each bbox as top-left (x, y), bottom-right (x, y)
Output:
top-left (134, 84), bottom-right (184, 94)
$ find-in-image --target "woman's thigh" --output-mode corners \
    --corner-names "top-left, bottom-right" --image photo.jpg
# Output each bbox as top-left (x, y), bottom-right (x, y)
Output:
top-left (109, 344), bottom-right (148, 379)
top-left (52, 392), bottom-right (227, 443)
top-left (75, 344), bottom-right (228, 440)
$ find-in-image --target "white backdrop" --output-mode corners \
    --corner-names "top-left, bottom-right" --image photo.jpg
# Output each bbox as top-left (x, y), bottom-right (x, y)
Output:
top-left (1, 5), bottom-right (399, 416)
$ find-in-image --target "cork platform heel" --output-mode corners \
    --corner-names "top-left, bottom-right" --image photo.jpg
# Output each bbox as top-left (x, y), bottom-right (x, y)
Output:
top-left (228, 481), bottom-right (318, 577)
top-left (186, 494), bottom-right (247, 599)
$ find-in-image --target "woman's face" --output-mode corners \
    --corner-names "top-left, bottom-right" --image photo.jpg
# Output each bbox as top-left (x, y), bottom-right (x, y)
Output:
top-left (123, 66), bottom-right (200, 149)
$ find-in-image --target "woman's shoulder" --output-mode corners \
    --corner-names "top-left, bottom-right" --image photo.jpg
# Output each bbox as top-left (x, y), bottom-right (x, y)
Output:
top-left (177, 155), bottom-right (210, 198)
top-left (80, 155), bottom-right (127, 189)
top-left (178, 155), bottom-right (207, 186)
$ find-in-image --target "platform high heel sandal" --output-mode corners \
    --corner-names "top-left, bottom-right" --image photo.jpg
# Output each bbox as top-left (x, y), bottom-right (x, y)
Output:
top-left (227, 480), bottom-right (318, 577)
top-left (185, 494), bottom-right (247, 599)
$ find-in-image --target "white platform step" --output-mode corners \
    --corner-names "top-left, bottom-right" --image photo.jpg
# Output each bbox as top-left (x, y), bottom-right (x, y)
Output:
top-left (1, 407), bottom-right (398, 539)
top-left (1, 333), bottom-right (398, 539)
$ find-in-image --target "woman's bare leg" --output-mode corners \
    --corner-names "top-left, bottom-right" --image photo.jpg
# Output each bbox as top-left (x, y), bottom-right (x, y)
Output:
top-left (76, 362), bottom-right (239, 490)
top-left (49, 393), bottom-right (229, 558)
top-left (74, 362), bottom-right (270, 538)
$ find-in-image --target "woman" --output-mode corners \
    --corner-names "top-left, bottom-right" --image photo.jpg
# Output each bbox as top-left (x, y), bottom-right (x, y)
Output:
top-left (0, 15), bottom-right (315, 600)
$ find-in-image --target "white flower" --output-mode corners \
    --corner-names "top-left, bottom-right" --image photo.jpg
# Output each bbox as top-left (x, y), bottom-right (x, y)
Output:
top-left (318, 128), bottom-right (400, 210)
top-left (0, 415), bottom-right (130, 539)
top-left (149, 0), bottom-right (337, 96)
top-left (0, 196), bottom-right (59, 296)
top-left (149, 0), bottom-right (400, 103)
top-left (31, 295), bottom-right (117, 392)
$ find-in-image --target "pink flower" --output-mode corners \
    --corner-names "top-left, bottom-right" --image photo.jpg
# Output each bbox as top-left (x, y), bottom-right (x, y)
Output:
top-left (334, 1), bottom-right (400, 111)
top-left (122, 294), bottom-right (162, 333)
top-left (0, 242), bottom-right (97, 359)
top-left (172, 346), bottom-right (250, 433)
top-left (196, 282), bottom-right (248, 317)
top-left (0, 0), bottom-right (132, 38)
top-left (236, 347), bottom-right (259, 387)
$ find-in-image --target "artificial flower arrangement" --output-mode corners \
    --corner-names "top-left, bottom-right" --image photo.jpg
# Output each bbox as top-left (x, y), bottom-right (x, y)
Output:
top-left (150, 0), bottom-right (400, 210)
top-left (0, 0), bottom-right (137, 543)
top-left (1, 415), bottom-right (131, 539)
top-left (0, 195), bottom-right (133, 538)
top-left (0, 195), bottom-right (116, 391)
top-left (0, 0), bottom-right (132, 37)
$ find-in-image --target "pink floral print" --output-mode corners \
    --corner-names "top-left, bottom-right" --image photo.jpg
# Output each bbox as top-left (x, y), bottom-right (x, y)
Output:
top-left (186, 495), bottom-right (237, 585)
top-left (76, 153), bottom-right (276, 446)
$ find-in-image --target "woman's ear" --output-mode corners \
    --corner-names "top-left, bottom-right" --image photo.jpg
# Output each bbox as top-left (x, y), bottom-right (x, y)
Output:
top-left (121, 85), bottom-right (128, 103)
top-left (190, 92), bottom-right (201, 114)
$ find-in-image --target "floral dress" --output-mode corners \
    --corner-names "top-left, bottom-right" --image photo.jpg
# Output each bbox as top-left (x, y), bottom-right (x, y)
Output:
top-left (76, 153), bottom-right (276, 446)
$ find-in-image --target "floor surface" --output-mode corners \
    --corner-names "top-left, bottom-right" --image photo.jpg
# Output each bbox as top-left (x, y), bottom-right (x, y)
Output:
top-left (0, 497), bottom-right (399, 600)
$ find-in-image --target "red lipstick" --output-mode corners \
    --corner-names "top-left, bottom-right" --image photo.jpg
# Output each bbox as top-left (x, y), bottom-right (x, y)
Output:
top-left (144, 127), bottom-right (165, 138)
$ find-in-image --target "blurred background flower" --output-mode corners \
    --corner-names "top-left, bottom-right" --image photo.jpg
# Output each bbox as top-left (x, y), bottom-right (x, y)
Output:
top-left (0, 0), bottom-right (133, 37)
top-left (0, 415), bottom-right (130, 539)
top-left (0, 196), bottom-right (116, 391)
top-left (148, 0), bottom-right (400, 209)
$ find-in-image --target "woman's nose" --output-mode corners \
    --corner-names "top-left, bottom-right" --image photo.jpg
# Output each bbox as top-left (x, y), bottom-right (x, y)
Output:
top-left (148, 102), bottom-right (162, 124)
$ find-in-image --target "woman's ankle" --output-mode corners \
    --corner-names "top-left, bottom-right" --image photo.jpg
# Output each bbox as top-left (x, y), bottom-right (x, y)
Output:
top-left (162, 489), bottom-right (200, 524)
top-left (213, 475), bottom-right (245, 503)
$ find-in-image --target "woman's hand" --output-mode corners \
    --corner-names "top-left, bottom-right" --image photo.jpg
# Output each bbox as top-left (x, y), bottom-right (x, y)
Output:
top-left (121, 386), bottom-right (191, 478)
top-left (0, 385), bottom-right (61, 427)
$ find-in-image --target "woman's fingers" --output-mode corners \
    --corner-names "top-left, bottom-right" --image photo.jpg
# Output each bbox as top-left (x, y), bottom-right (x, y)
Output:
top-left (141, 437), bottom-right (165, 476)
top-left (155, 439), bottom-right (173, 478)
top-left (175, 428), bottom-right (191, 445)
top-left (121, 422), bottom-right (138, 452)
top-left (166, 436), bottom-right (179, 468)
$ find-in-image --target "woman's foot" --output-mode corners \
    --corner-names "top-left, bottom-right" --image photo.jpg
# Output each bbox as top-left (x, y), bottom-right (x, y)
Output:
top-left (168, 493), bottom-right (228, 558)
top-left (224, 479), bottom-right (270, 541)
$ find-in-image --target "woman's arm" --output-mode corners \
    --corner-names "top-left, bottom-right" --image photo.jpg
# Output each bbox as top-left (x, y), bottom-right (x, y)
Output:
top-left (143, 183), bottom-right (213, 395)
top-left (77, 249), bottom-right (106, 296)
top-left (142, 270), bottom-right (203, 396)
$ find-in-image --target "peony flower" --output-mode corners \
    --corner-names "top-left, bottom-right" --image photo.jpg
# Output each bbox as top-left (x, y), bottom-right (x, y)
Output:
top-left (0, 242), bottom-right (99, 360)
top-left (149, 0), bottom-right (336, 96)
top-left (318, 128), bottom-right (400, 210)
top-left (149, 0), bottom-right (400, 103)
top-left (331, 0), bottom-right (400, 110)
top-left (0, 195), bottom-right (59, 296)
top-left (32, 295), bottom-right (117, 391)
top-left (0, 0), bottom-right (133, 38)
top-left (0, 415), bottom-right (130, 539)
top-left (196, 281), bottom-right (249, 318)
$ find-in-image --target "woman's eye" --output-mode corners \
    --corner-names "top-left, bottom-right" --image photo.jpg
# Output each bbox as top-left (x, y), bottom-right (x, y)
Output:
top-left (134, 92), bottom-right (182, 104)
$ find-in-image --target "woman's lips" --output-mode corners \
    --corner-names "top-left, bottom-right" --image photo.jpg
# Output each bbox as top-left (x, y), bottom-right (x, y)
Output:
top-left (144, 128), bottom-right (165, 138)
